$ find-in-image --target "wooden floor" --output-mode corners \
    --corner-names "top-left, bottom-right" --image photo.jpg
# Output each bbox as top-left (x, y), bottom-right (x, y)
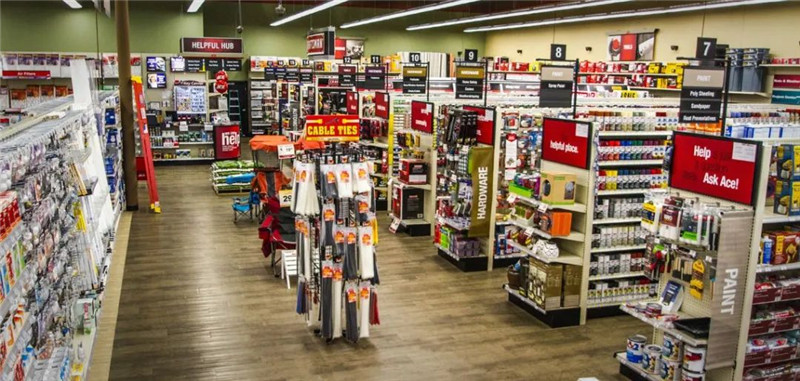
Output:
top-left (108, 165), bottom-right (645, 381)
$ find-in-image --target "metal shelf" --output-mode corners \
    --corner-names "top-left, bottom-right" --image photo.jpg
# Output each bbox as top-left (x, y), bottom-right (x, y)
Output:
top-left (507, 216), bottom-right (585, 242)
top-left (510, 193), bottom-right (587, 213)
top-left (614, 353), bottom-right (660, 381)
top-left (591, 245), bottom-right (647, 254)
top-left (597, 130), bottom-right (673, 137)
top-left (593, 217), bottom-right (642, 225)
top-left (597, 189), bottom-right (652, 196)
top-left (506, 240), bottom-right (583, 266)
top-left (620, 305), bottom-right (708, 346)
top-left (588, 271), bottom-right (648, 281)
top-left (597, 160), bottom-right (663, 167)
top-left (756, 262), bottom-right (800, 274)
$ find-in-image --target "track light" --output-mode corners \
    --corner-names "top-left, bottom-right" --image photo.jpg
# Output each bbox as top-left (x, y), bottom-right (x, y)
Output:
top-left (187, 0), bottom-right (205, 13)
top-left (407, 0), bottom-right (630, 31)
top-left (63, 0), bottom-right (82, 9)
top-left (341, 0), bottom-right (480, 29)
top-left (271, 0), bottom-right (348, 26)
top-left (464, 0), bottom-right (787, 32)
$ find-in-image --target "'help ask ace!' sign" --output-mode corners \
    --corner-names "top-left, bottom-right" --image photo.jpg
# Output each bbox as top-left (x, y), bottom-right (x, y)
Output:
top-left (670, 132), bottom-right (761, 206)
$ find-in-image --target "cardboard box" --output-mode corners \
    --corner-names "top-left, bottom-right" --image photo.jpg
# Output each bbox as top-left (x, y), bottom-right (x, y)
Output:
top-left (540, 171), bottom-right (576, 205)
top-left (528, 258), bottom-right (563, 310)
top-left (562, 265), bottom-right (582, 308)
top-left (777, 145), bottom-right (800, 180)
top-left (770, 231), bottom-right (800, 265)
top-left (774, 180), bottom-right (800, 216)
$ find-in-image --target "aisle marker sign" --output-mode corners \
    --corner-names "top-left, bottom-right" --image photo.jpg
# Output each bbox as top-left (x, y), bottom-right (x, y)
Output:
top-left (541, 117), bottom-right (592, 169)
top-left (305, 115), bottom-right (360, 142)
top-left (539, 66), bottom-right (574, 108)
top-left (403, 66), bottom-right (427, 94)
top-left (669, 132), bottom-right (761, 206)
top-left (455, 65), bottom-right (485, 100)
top-left (679, 68), bottom-right (725, 123)
top-left (339, 65), bottom-right (356, 87)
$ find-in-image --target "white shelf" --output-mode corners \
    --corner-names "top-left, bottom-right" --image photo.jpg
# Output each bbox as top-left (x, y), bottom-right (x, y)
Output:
top-left (593, 217), bottom-right (642, 225)
top-left (761, 210), bottom-right (800, 224)
top-left (394, 181), bottom-right (431, 191)
top-left (729, 91), bottom-right (770, 97)
top-left (591, 245), bottom-right (647, 253)
top-left (756, 261), bottom-right (800, 274)
top-left (361, 141), bottom-right (389, 149)
top-left (507, 216), bottom-right (585, 242)
top-left (505, 285), bottom-right (546, 315)
top-left (435, 243), bottom-right (485, 262)
top-left (597, 160), bottom-right (663, 167)
top-left (588, 271), bottom-right (648, 281)
top-left (597, 130), bottom-right (672, 137)
top-left (614, 353), bottom-right (660, 381)
top-left (629, 86), bottom-right (680, 92)
top-left (506, 240), bottom-right (583, 266)
top-left (154, 157), bottom-right (214, 162)
top-left (389, 213), bottom-right (429, 226)
top-left (620, 305), bottom-right (708, 346)
top-left (510, 193), bottom-right (587, 213)
top-left (761, 64), bottom-right (800, 68)
top-left (180, 141), bottom-right (214, 145)
top-left (597, 189), bottom-right (651, 196)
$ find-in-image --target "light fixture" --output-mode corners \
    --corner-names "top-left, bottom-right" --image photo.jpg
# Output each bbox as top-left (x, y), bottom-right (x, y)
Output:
top-left (63, 0), bottom-right (82, 9)
top-left (341, 0), bottom-right (480, 29)
top-left (187, 0), bottom-right (205, 13)
top-left (407, 0), bottom-right (629, 31)
top-left (271, 0), bottom-right (348, 27)
top-left (464, 0), bottom-right (787, 32)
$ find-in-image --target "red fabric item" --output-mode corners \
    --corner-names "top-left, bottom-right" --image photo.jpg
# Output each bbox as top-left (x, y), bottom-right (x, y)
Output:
top-left (370, 289), bottom-right (379, 325)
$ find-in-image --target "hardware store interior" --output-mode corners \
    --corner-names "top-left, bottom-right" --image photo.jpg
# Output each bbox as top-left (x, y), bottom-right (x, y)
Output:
top-left (3, 0), bottom-right (800, 380)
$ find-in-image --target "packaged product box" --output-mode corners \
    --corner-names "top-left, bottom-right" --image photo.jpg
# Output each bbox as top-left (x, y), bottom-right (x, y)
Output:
top-left (562, 265), bottom-right (582, 308)
top-left (776, 145), bottom-right (800, 180)
top-left (770, 232), bottom-right (800, 265)
top-left (774, 180), bottom-right (800, 216)
top-left (540, 171), bottom-right (576, 205)
top-left (528, 258), bottom-right (563, 310)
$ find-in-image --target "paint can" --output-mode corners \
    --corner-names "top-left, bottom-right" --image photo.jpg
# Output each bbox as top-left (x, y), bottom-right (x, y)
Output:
top-left (627, 334), bottom-right (647, 363)
top-left (662, 334), bottom-right (683, 361)
top-left (681, 370), bottom-right (705, 381)
top-left (660, 357), bottom-right (681, 381)
top-left (641, 344), bottom-right (662, 374)
top-left (682, 345), bottom-right (707, 373)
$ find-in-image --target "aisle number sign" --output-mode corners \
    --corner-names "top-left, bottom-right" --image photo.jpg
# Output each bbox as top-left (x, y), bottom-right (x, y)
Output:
top-left (305, 115), bottom-right (360, 142)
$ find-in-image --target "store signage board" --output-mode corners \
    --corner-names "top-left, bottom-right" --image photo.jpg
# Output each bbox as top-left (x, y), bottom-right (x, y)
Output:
top-left (181, 37), bottom-right (243, 55)
top-left (773, 75), bottom-right (800, 89)
top-left (275, 67), bottom-right (287, 81)
top-left (370, 55), bottom-right (381, 64)
top-left (468, 145), bottom-right (495, 238)
top-left (265, 67), bottom-right (277, 81)
top-left (305, 115), bottom-right (360, 142)
top-left (375, 92), bottom-right (389, 119)
top-left (463, 106), bottom-right (496, 146)
top-left (607, 31), bottom-right (655, 62)
top-left (364, 66), bottom-right (386, 90)
top-left (285, 68), bottom-right (300, 82)
top-left (464, 49), bottom-right (479, 63)
top-left (146, 56), bottom-right (166, 72)
top-left (455, 65), bottom-right (485, 100)
top-left (299, 68), bottom-right (313, 83)
top-left (541, 117), bottom-right (592, 169)
top-left (206, 58), bottom-right (222, 72)
top-left (679, 68), bottom-right (724, 123)
top-left (1, 70), bottom-right (50, 79)
top-left (409, 52), bottom-right (422, 63)
top-left (669, 132), bottom-right (761, 206)
top-left (410, 100), bottom-right (434, 134)
top-left (214, 124), bottom-right (241, 160)
top-left (773, 90), bottom-right (800, 105)
top-left (346, 91), bottom-right (358, 114)
top-left (539, 66), bottom-right (574, 108)
top-left (403, 66), bottom-right (427, 94)
top-left (223, 59), bottom-right (242, 71)
top-left (185, 58), bottom-right (205, 72)
top-left (339, 65), bottom-right (356, 87)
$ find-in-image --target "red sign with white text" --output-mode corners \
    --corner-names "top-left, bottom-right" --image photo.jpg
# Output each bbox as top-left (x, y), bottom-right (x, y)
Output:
top-left (214, 124), bottom-right (241, 160)
top-left (375, 92), bottom-right (389, 119)
top-left (464, 106), bottom-right (496, 146)
top-left (2, 70), bottom-right (50, 79)
top-left (307, 33), bottom-right (327, 56)
top-left (620, 34), bottom-right (638, 61)
top-left (181, 37), bottom-right (243, 54)
top-left (305, 115), bottom-right (360, 142)
top-left (346, 91), bottom-right (359, 114)
top-left (541, 118), bottom-right (592, 169)
top-left (774, 75), bottom-right (800, 89)
top-left (670, 132), bottom-right (760, 206)
top-left (410, 101), bottom-right (434, 134)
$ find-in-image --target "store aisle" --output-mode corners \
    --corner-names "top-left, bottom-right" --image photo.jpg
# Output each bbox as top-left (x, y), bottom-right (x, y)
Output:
top-left (108, 165), bottom-right (644, 381)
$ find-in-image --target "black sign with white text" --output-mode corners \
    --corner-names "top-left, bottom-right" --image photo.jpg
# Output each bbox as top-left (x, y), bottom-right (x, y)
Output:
top-left (455, 65), bottom-right (484, 100)
top-left (679, 67), bottom-right (725, 123)
top-left (403, 66), bottom-right (427, 94)
top-left (364, 66), bottom-right (386, 90)
top-left (300, 68), bottom-right (313, 83)
top-left (539, 66), bottom-right (574, 108)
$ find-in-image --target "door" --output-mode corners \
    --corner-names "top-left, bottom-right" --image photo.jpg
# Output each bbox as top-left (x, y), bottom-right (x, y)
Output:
top-left (227, 81), bottom-right (250, 136)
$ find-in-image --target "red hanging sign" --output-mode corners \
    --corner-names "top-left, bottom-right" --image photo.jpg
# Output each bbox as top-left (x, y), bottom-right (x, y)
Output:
top-left (180, 37), bottom-right (243, 54)
top-left (307, 33), bottom-right (327, 55)
top-left (410, 100), bottom-right (434, 134)
top-left (214, 124), bottom-right (241, 160)
top-left (670, 132), bottom-right (761, 206)
top-left (375, 92), bottom-right (390, 119)
top-left (541, 117), bottom-right (592, 169)
top-left (346, 91), bottom-right (359, 115)
top-left (305, 115), bottom-right (360, 142)
top-left (463, 106), bottom-right (496, 146)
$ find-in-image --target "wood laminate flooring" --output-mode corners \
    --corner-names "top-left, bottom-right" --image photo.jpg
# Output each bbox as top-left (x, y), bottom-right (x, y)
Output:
top-left (108, 164), bottom-right (645, 381)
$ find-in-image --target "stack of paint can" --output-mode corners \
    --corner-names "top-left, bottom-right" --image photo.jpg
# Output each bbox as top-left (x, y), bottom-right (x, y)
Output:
top-left (623, 333), bottom-right (707, 381)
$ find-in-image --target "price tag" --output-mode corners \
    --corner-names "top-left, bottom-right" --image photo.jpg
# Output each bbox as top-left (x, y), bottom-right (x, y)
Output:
top-left (278, 189), bottom-right (293, 207)
top-left (689, 249), bottom-right (697, 258)
top-left (204, 123), bottom-right (213, 131)
top-left (179, 121), bottom-right (188, 132)
top-left (537, 203), bottom-right (548, 213)
top-left (524, 227), bottom-right (535, 237)
top-left (654, 238), bottom-right (661, 244)
top-left (507, 194), bottom-right (518, 203)
top-left (389, 218), bottom-right (401, 233)
top-left (277, 143), bottom-right (296, 159)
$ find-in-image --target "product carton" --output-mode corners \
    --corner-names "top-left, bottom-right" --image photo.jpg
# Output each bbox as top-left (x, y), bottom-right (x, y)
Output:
top-left (770, 231), bottom-right (800, 265)
top-left (776, 145), bottom-right (800, 180)
top-left (540, 171), bottom-right (576, 205)
top-left (562, 265), bottom-right (582, 308)
top-left (528, 258), bottom-right (563, 310)
top-left (774, 180), bottom-right (800, 216)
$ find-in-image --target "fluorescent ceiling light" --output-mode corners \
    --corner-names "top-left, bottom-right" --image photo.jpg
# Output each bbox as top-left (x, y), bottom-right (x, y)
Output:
top-left (63, 0), bottom-right (82, 9)
top-left (465, 0), bottom-right (786, 32)
top-left (271, 0), bottom-right (348, 27)
top-left (341, 0), bottom-right (480, 29)
top-left (407, 0), bottom-right (630, 31)
top-left (187, 0), bottom-right (205, 13)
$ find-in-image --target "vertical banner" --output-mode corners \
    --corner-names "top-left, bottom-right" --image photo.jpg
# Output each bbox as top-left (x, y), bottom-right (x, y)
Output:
top-left (214, 124), bottom-right (241, 160)
top-left (469, 146), bottom-right (495, 238)
top-left (607, 31), bottom-right (655, 61)
top-left (541, 118), bottom-right (592, 169)
top-left (375, 92), bottom-right (389, 119)
top-left (346, 91), bottom-right (359, 114)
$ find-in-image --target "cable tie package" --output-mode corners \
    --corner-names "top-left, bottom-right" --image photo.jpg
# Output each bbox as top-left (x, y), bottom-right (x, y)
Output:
top-left (344, 228), bottom-right (359, 280)
top-left (358, 226), bottom-right (375, 279)
top-left (321, 203), bottom-right (336, 260)
top-left (336, 163), bottom-right (354, 198)
top-left (359, 281), bottom-right (371, 338)
top-left (332, 261), bottom-right (343, 339)
top-left (352, 161), bottom-right (372, 193)
top-left (344, 281), bottom-right (359, 343)
top-left (320, 164), bottom-right (338, 199)
top-left (320, 260), bottom-right (334, 339)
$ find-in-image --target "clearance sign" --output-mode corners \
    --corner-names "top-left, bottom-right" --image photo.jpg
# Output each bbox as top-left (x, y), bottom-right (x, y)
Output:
top-left (305, 115), bottom-right (360, 142)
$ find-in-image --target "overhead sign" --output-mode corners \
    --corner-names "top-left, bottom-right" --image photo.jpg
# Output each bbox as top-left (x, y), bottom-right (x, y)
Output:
top-left (772, 90), bottom-right (800, 105)
top-left (364, 66), bottom-right (386, 90)
top-left (463, 106), bottom-right (496, 146)
top-left (680, 67), bottom-right (725, 123)
top-left (375, 92), bottom-right (389, 119)
top-left (223, 59), bottom-right (242, 71)
top-left (541, 117), bottom-right (592, 169)
top-left (339, 65), bottom-right (356, 87)
top-left (181, 37), bottom-right (243, 55)
top-left (455, 65), bottom-right (485, 100)
top-left (285, 67), bottom-right (300, 82)
top-left (696, 37), bottom-right (717, 61)
top-left (1, 70), bottom-right (50, 79)
top-left (205, 58), bottom-right (222, 71)
top-left (305, 115), bottom-right (360, 142)
top-left (410, 101), bottom-right (434, 134)
top-left (346, 91), bottom-right (358, 114)
top-left (670, 132), bottom-right (760, 206)
top-left (550, 44), bottom-right (567, 61)
top-left (300, 68), bottom-right (314, 83)
top-left (539, 66), bottom-right (574, 108)
top-left (185, 58), bottom-right (205, 72)
top-left (403, 66), bottom-right (427, 94)
top-left (773, 75), bottom-right (800, 89)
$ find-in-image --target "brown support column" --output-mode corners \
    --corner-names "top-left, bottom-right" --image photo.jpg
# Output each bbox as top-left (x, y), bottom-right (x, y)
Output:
top-left (115, 0), bottom-right (138, 211)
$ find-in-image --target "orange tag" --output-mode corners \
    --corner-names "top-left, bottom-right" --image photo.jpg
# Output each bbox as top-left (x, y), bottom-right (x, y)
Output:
top-left (340, 171), bottom-right (350, 183)
top-left (326, 171), bottom-right (336, 183)
top-left (323, 209), bottom-right (335, 221)
top-left (358, 201), bottom-right (369, 213)
top-left (347, 288), bottom-right (357, 303)
top-left (361, 233), bottom-right (372, 246)
top-left (357, 168), bottom-right (368, 180)
top-left (360, 287), bottom-right (370, 300)
top-left (347, 232), bottom-right (356, 244)
top-left (322, 265), bottom-right (333, 278)
top-left (333, 267), bottom-right (343, 281)
top-left (335, 231), bottom-right (345, 243)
